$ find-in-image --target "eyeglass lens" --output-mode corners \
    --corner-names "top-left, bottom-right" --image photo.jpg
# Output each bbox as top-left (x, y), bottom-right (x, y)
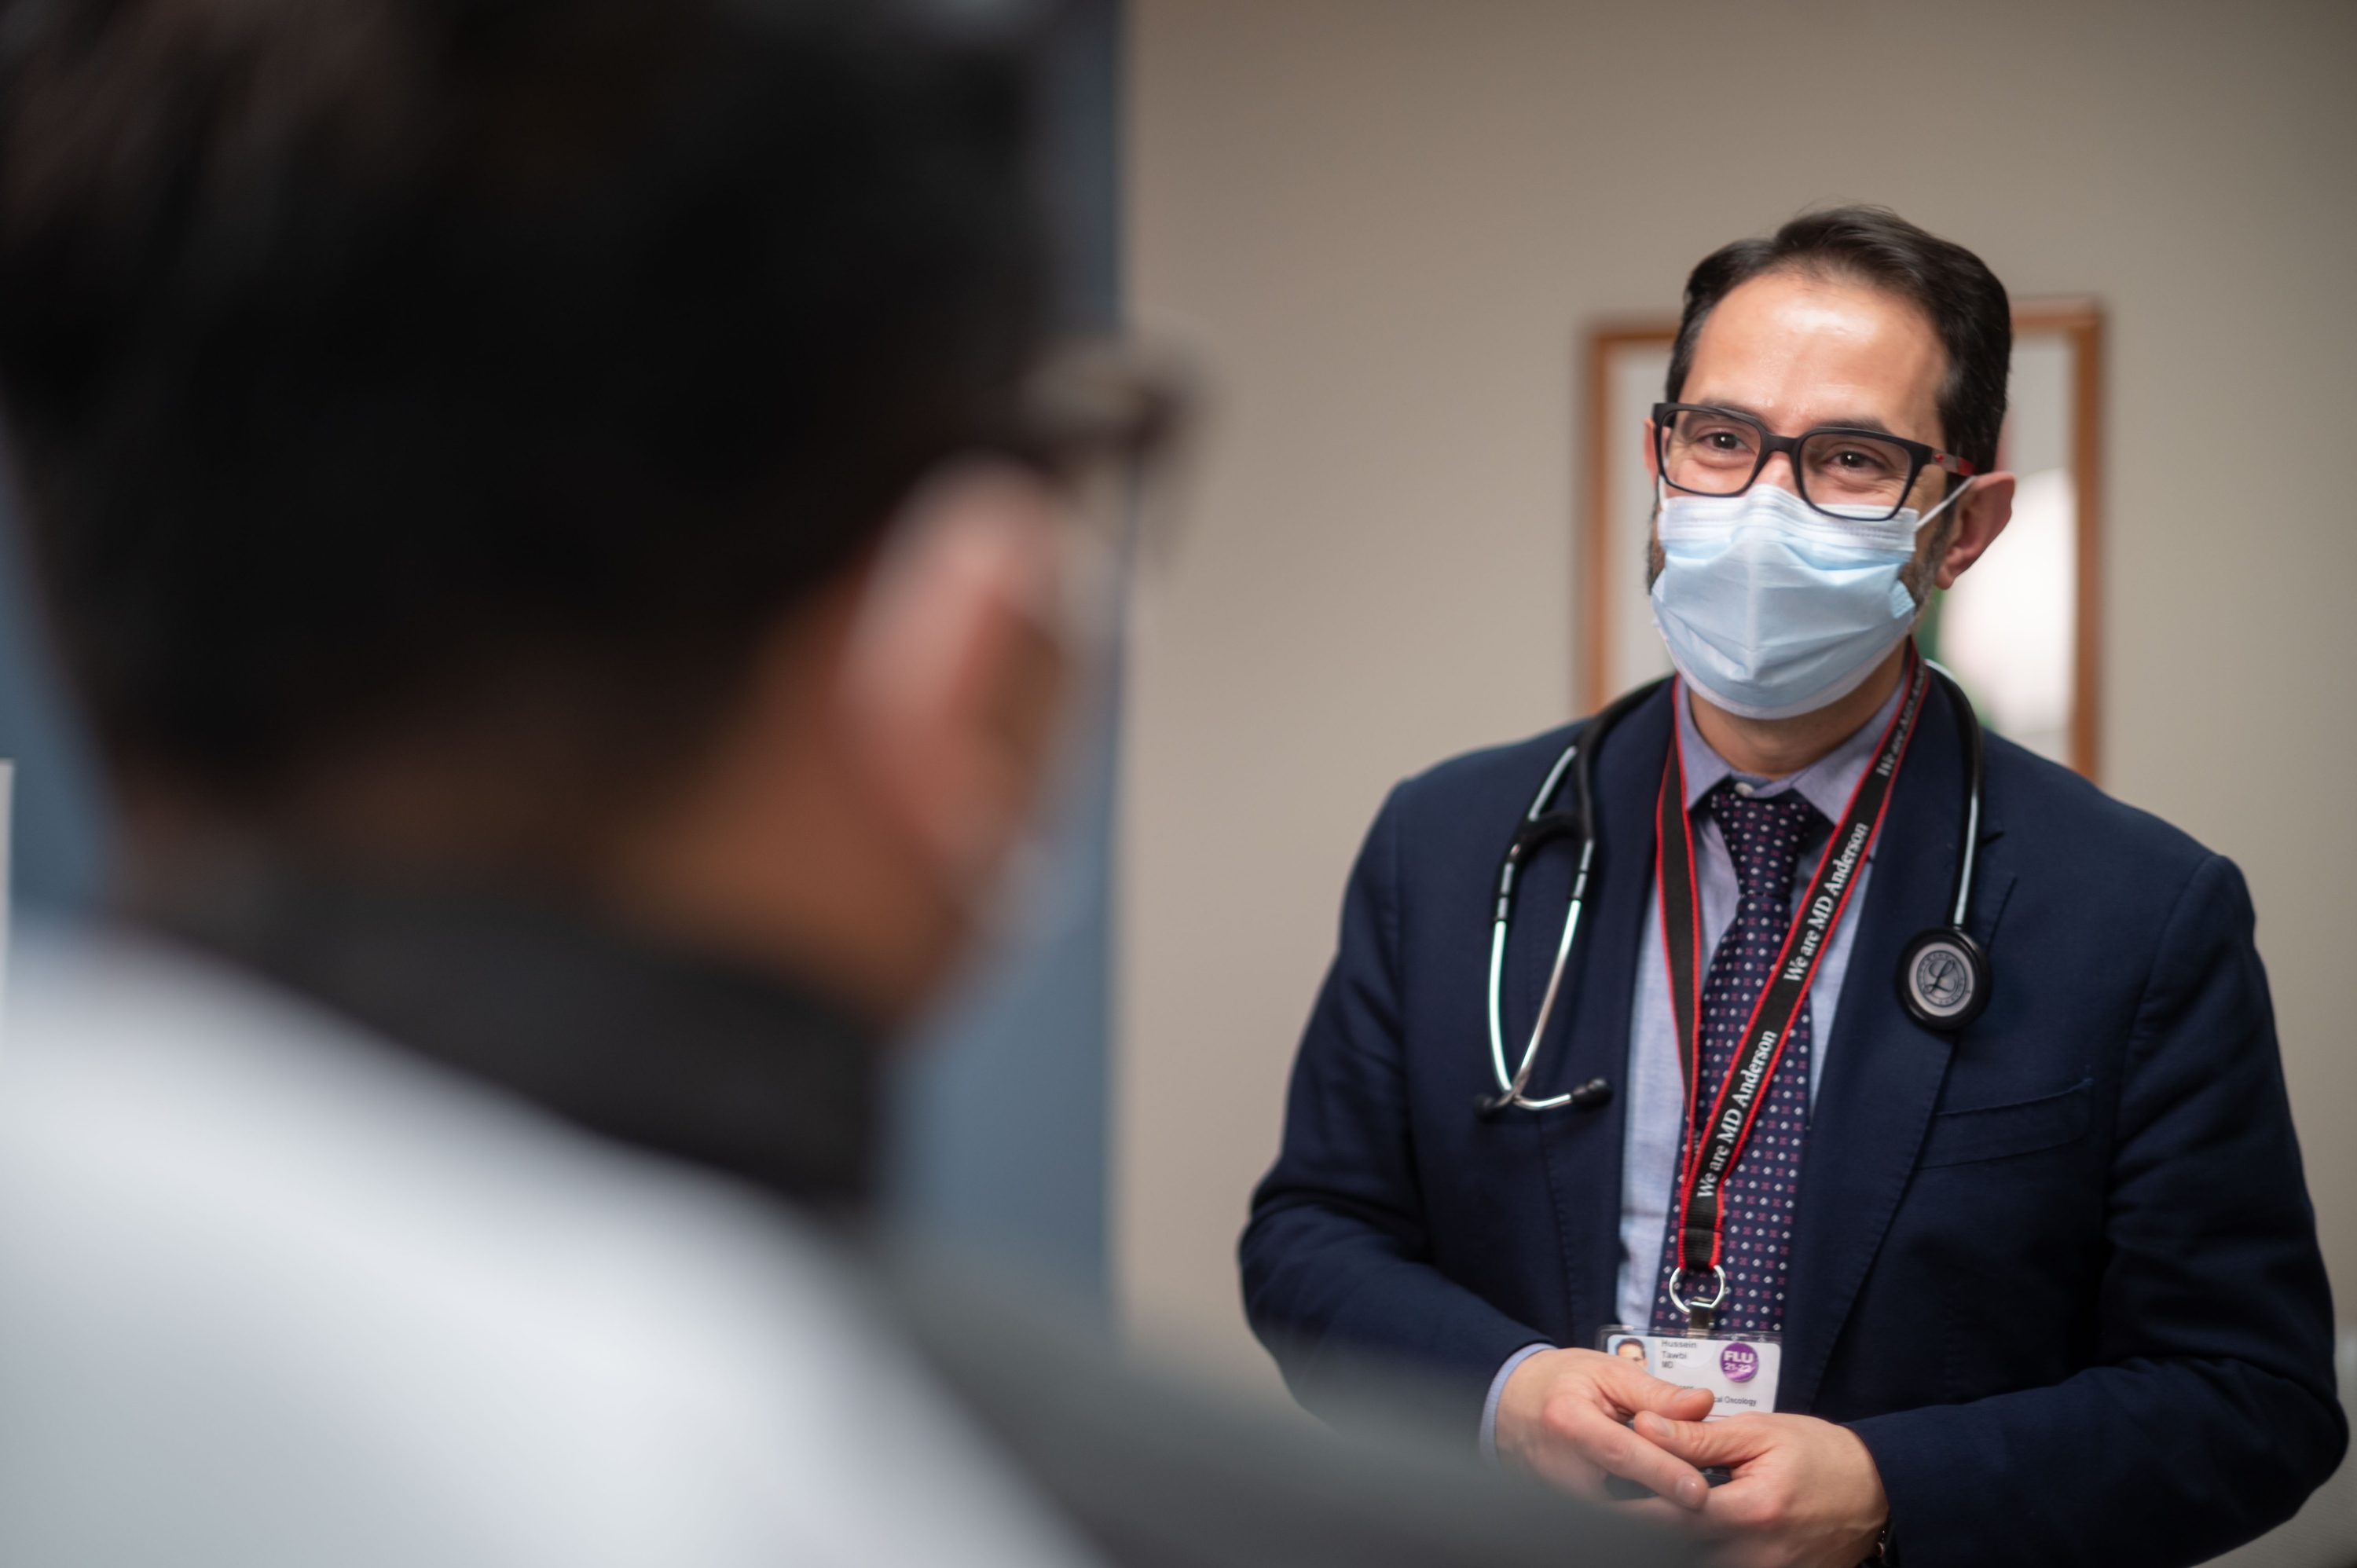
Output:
top-left (1660, 407), bottom-right (1919, 518)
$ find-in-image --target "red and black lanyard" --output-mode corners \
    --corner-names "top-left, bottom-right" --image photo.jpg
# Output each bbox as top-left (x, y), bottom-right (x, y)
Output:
top-left (1654, 650), bottom-right (1930, 1335)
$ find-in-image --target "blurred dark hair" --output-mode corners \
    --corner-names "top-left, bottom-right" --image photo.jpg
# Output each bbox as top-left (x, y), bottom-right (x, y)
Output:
top-left (1666, 205), bottom-right (2011, 479)
top-left (0, 0), bottom-right (1061, 817)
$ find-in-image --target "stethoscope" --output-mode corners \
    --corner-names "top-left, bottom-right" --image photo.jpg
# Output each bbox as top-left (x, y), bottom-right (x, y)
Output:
top-left (1476, 665), bottom-right (1991, 1119)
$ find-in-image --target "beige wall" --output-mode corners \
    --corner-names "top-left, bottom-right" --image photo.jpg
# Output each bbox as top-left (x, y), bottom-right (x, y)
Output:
top-left (1116, 0), bottom-right (2357, 1390)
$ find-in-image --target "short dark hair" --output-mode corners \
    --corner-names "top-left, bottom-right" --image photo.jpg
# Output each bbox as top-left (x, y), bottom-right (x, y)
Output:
top-left (0, 0), bottom-right (1060, 815)
top-left (1666, 205), bottom-right (2011, 479)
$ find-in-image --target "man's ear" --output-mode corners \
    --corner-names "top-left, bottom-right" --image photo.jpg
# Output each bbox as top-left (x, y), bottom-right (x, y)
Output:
top-left (1932, 471), bottom-right (2014, 591)
top-left (837, 460), bottom-right (1073, 889)
top-left (1642, 416), bottom-right (1662, 483)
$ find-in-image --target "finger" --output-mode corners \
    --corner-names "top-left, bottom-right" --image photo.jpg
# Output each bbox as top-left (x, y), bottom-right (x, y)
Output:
top-left (1605, 1364), bottom-right (1719, 1421)
top-left (1560, 1406), bottom-right (1712, 1511)
top-left (1633, 1409), bottom-right (1770, 1470)
top-left (1507, 1396), bottom-right (1607, 1500)
top-left (1692, 1468), bottom-right (1780, 1534)
top-left (1513, 1436), bottom-right (1607, 1502)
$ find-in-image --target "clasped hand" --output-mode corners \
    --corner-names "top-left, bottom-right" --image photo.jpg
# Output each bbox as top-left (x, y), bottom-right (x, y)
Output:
top-left (1496, 1349), bottom-right (1887, 1567)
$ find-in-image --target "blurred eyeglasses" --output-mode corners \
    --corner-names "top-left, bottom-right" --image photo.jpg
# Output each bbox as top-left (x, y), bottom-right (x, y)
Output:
top-left (1003, 342), bottom-right (1196, 560)
top-left (1651, 401), bottom-right (1974, 522)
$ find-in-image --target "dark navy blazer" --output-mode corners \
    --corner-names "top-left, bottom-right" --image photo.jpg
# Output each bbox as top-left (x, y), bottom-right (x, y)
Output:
top-left (1242, 680), bottom-right (2344, 1567)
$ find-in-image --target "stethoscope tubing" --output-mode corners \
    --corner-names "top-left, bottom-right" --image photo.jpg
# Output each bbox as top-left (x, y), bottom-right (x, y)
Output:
top-left (1483, 668), bottom-right (1985, 1114)
top-left (1483, 872), bottom-right (1585, 1112)
top-left (1481, 678), bottom-right (1660, 1114)
top-left (1928, 658), bottom-right (1984, 930)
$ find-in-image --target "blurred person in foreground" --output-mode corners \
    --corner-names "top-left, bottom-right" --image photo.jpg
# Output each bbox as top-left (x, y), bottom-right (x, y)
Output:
top-left (0, 1), bottom-right (1694, 1563)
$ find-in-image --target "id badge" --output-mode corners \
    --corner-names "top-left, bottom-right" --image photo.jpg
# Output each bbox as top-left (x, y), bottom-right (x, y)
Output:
top-left (1599, 1325), bottom-right (1782, 1418)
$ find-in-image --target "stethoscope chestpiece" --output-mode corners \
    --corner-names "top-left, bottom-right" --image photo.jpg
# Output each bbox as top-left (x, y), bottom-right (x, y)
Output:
top-left (1897, 925), bottom-right (1990, 1033)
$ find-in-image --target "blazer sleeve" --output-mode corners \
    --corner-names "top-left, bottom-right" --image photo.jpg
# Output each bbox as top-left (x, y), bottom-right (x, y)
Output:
top-left (1240, 784), bottom-right (1551, 1437)
top-left (1849, 853), bottom-right (2347, 1568)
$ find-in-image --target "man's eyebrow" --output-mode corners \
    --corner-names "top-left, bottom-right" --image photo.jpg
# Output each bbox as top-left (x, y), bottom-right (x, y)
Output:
top-left (1686, 398), bottom-right (1918, 443)
top-left (1812, 412), bottom-right (1909, 440)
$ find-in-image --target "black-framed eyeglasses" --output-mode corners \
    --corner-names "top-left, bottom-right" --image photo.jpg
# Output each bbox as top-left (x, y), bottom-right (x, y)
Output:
top-left (972, 342), bottom-right (1197, 559)
top-left (1651, 401), bottom-right (1975, 522)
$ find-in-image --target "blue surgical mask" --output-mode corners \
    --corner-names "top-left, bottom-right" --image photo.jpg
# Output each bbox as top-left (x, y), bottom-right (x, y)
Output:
top-left (1648, 479), bottom-right (1970, 721)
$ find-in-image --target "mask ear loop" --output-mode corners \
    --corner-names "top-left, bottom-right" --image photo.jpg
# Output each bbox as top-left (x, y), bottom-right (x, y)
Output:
top-left (1898, 473), bottom-right (1978, 616)
top-left (1913, 473), bottom-right (1975, 532)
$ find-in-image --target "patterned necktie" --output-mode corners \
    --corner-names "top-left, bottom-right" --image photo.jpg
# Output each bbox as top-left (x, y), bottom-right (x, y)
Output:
top-left (1648, 782), bottom-right (1826, 1337)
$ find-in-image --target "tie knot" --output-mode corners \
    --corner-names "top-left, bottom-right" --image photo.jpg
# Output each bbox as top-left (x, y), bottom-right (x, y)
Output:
top-left (1706, 783), bottom-right (1824, 905)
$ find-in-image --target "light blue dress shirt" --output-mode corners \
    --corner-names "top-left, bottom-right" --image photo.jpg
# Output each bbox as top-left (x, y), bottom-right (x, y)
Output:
top-left (1479, 678), bottom-right (1904, 1456)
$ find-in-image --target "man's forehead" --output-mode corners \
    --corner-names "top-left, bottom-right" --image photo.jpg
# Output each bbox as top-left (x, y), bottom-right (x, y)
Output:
top-left (1683, 271), bottom-right (1946, 440)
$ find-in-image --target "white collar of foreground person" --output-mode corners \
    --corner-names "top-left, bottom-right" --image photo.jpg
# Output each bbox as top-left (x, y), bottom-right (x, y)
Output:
top-left (0, 921), bottom-right (1094, 1568)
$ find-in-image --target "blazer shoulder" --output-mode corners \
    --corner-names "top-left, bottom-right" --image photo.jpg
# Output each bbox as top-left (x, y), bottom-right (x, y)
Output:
top-left (1983, 733), bottom-right (2220, 891)
top-left (1391, 718), bottom-right (1593, 823)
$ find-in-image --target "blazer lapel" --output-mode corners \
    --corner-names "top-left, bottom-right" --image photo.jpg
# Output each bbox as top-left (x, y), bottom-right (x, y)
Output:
top-left (1780, 678), bottom-right (2005, 1412)
top-left (1532, 683), bottom-right (1674, 1347)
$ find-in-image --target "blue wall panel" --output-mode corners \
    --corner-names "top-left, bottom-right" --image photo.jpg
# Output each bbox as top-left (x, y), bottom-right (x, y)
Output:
top-left (884, 0), bottom-right (1123, 1302)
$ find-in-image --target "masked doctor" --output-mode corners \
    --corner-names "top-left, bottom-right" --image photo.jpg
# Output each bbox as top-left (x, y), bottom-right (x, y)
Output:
top-left (1241, 207), bottom-right (2343, 1568)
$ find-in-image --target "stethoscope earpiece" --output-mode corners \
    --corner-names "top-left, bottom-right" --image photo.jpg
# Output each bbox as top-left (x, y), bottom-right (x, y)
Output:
top-left (1475, 1076), bottom-right (1611, 1122)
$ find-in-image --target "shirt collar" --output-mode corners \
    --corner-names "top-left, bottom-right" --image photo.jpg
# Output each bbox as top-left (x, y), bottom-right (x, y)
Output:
top-left (145, 858), bottom-right (884, 1212)
top-left (1673, 671), bottom-right (1910, 824)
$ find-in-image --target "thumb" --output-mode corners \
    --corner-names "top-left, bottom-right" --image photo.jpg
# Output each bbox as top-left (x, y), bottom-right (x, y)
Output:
top-left (1634, 1410), bottom-right (1761, 1467)
top-left (1612, 1370), bottom-right (1717, 1422)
